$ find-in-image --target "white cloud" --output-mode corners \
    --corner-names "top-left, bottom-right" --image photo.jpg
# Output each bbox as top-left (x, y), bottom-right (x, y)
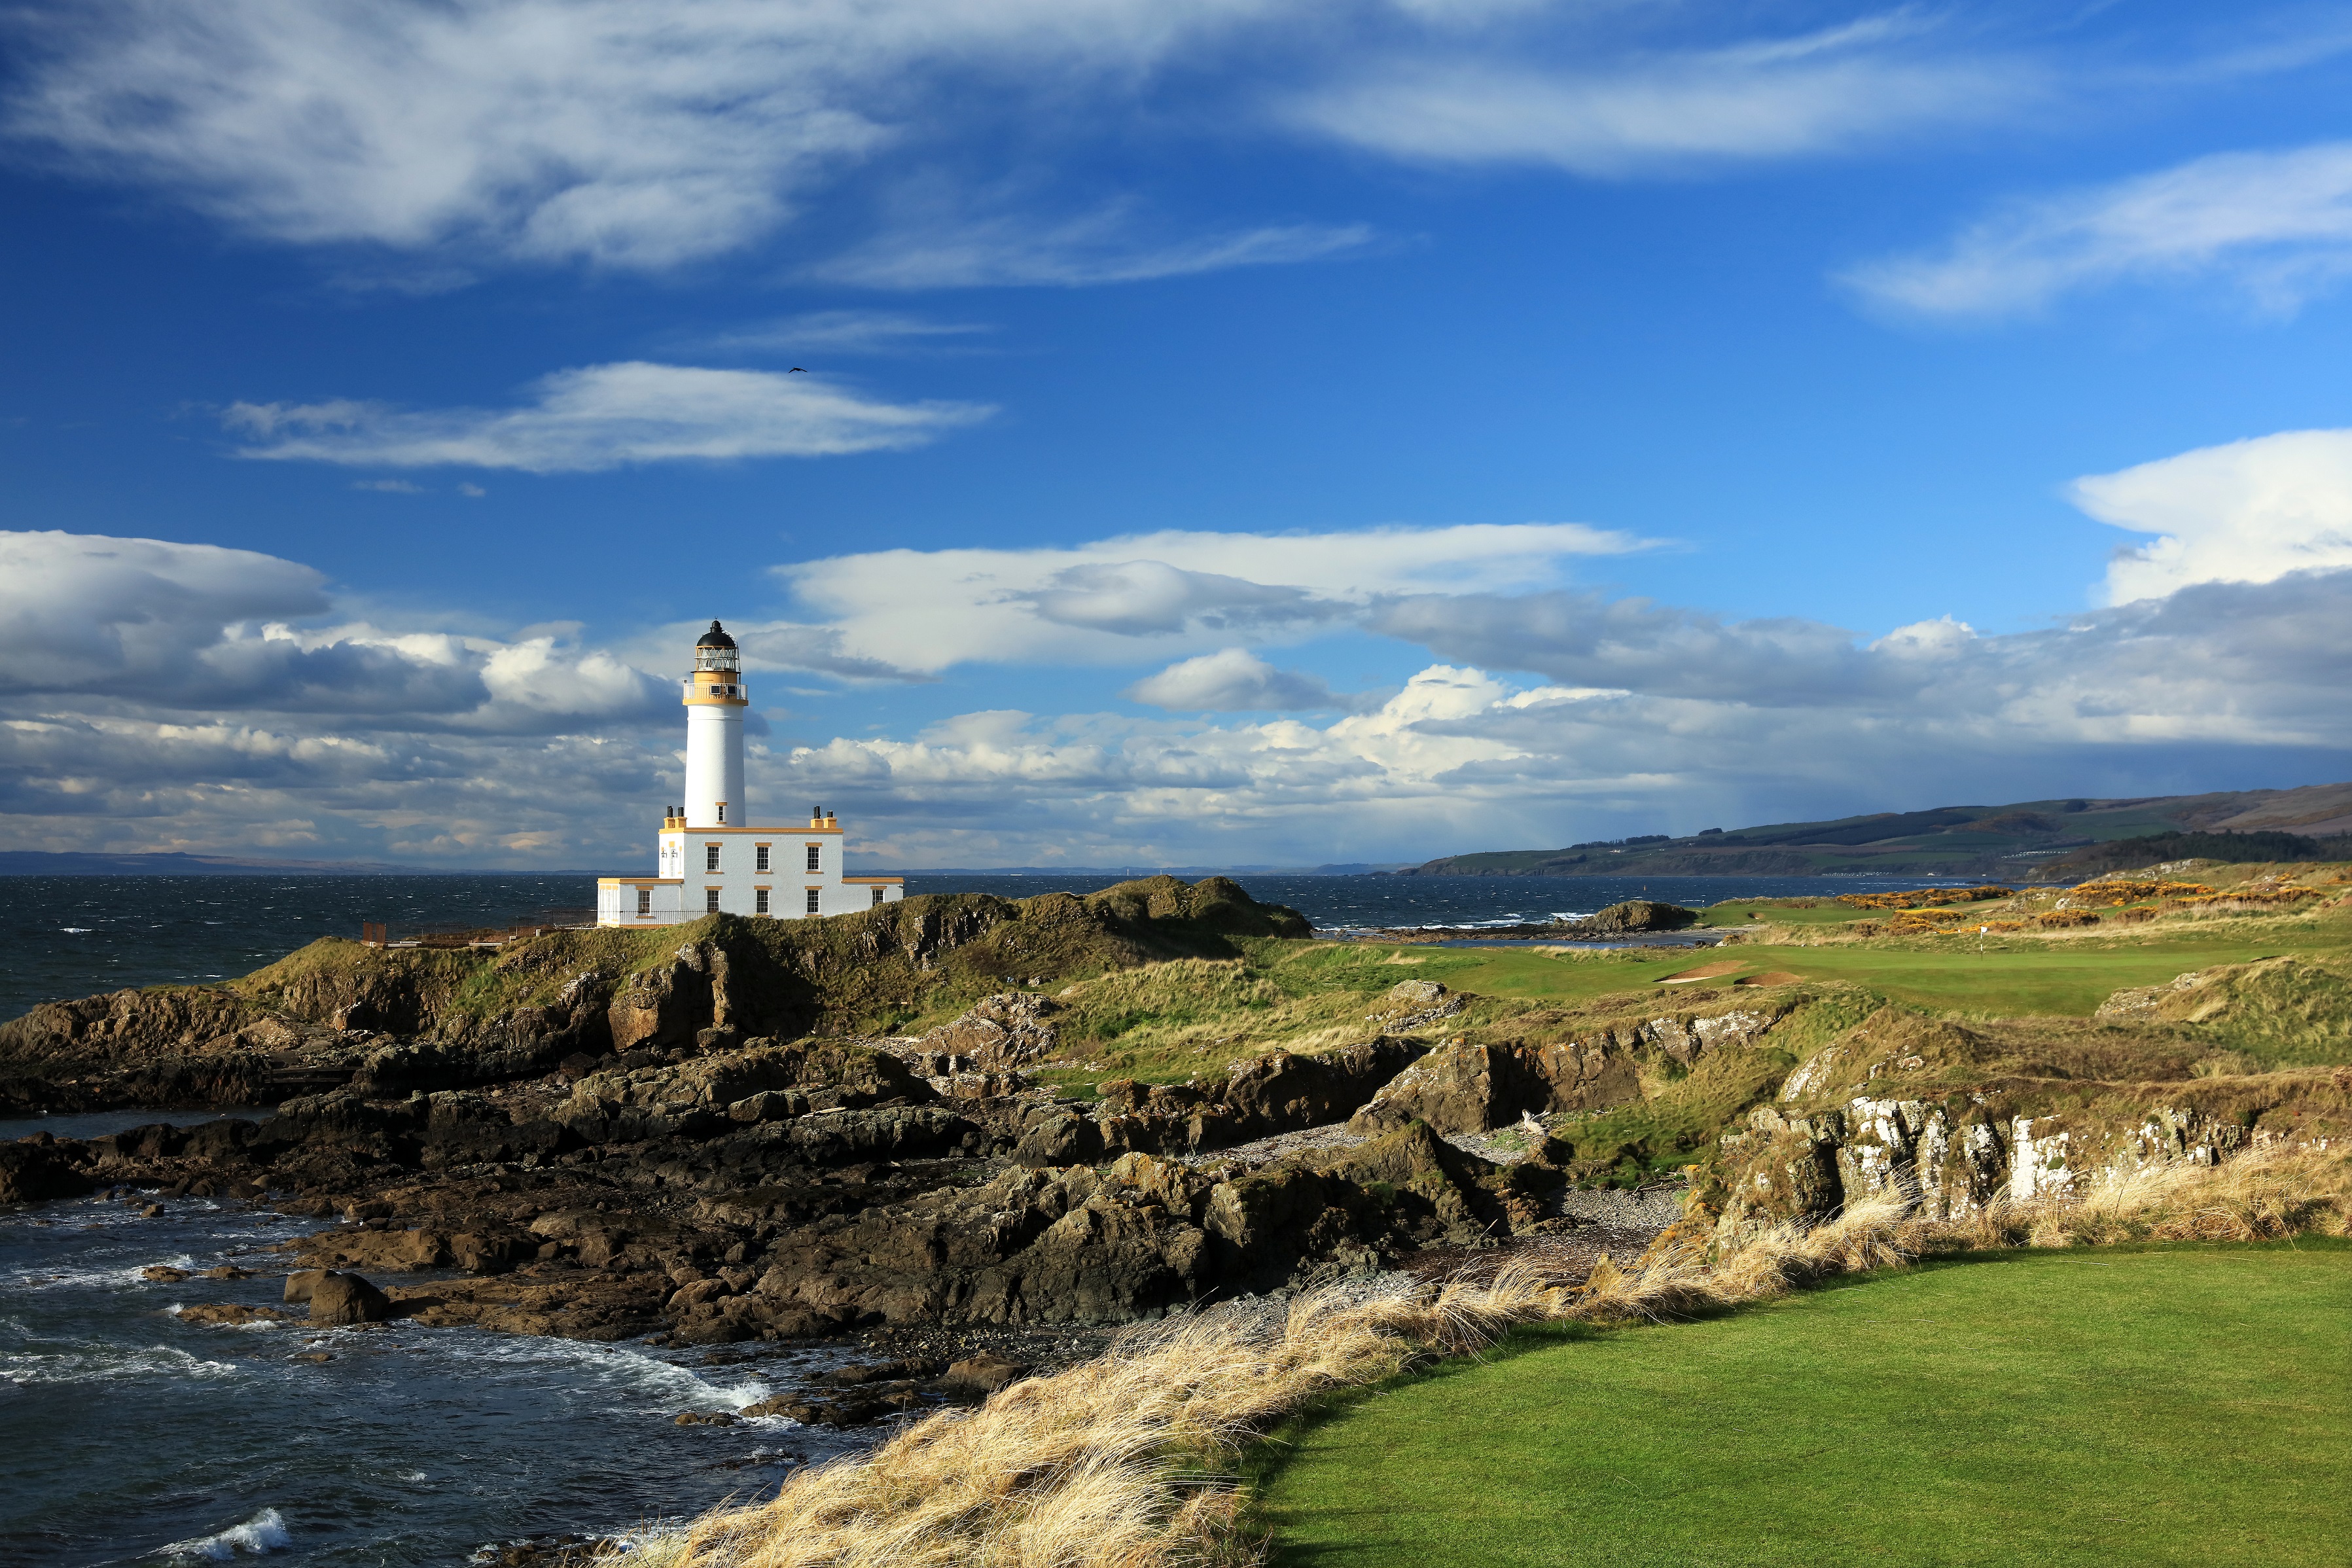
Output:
top-left (5, 1), bottom-right (2064, 286)
top-left (2069, 428), bottom-right (2352, 604)
top-left (1285, 18), bottom-right (2026, 173)
top-left (351, 478), bottom-right (425, 493)
top-left (777, 521), bottom-right (1656, 673)
top-left (223, 362), bottom-right (993, 472)
top-left (808, 204), bottom-right (1378, 289)
top-left (8, 526), bottom-right (2352, 870)
top-left (1, 0), bottom-right (1340, 274)
top-left (1126, 648), bottom-right (1368, 712)
top-left (1845, 141), bottom-right (2352, 317)
top-left (697, 311), bottom-right (995, 356)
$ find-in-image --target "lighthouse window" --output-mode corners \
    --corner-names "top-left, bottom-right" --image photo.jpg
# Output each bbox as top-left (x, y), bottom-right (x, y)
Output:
top-left (705, 844), bottom-right (721, 872)
top-left (706, 888), bottom-right (721, 913)
top-left (636, 888), bottom-right (651, 917)
top-left (755, 844), bottom-right (770, 872)
top-left (804, 843), bottom-right (821, 872)
top-left (716, 802), bottom-right (726, 823)
top-left (755, 887), bottom-right (770, 915)
top-left (806, 887), bottom-right (821, 914)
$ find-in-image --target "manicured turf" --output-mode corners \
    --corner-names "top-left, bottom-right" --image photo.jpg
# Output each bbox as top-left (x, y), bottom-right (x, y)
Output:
top-left (1319, 927), bottom-right (2350, 1018)
top-left (1260, 1245), bottom-right (2352, 1568)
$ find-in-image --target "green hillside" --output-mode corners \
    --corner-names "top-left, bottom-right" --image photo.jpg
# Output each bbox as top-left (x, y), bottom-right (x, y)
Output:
top-left (1403, 780), bottom-right (2352, 879)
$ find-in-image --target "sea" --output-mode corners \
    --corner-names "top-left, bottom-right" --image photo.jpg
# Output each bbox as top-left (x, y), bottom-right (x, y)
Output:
top-left (0, 868), bottom-right (1970, 1563)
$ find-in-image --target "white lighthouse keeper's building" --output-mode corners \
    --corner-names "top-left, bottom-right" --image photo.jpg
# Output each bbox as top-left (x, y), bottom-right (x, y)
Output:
top-left (597, 621), bottom-right (904, 925)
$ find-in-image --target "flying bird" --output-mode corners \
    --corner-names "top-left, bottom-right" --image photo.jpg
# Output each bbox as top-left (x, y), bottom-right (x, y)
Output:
top-left (789, 366), bottom-right (808, 373)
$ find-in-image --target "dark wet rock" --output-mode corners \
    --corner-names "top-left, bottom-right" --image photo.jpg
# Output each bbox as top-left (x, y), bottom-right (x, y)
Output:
top-left (1, 1137), bottom-right (100, 1204)
top-left (177, 1302), bottom-right (292, 1326)
top-left (308, 1270), bottom-right (394, 1325)
top-left (142, 1265), bottom-right (190, 1283)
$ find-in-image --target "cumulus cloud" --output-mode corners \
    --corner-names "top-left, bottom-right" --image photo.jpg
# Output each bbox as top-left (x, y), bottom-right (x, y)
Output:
top-left (779, 521), bottom-right (1654, 673)
top-left (223, 362), bottom-right (991, 472)
top-left (9, 519), bottom-right (2352, 868)
top-left (766, 570), bottom-right (2352, 868)
top-left (1126, 649), bottom-right (1368, 712)
top-left (2069, 428), bottom-right (2352, 605)
top-left (1845, 141), bottom-right (2352, 317)
top-left (1286, 17), bottom-right (2028, 173)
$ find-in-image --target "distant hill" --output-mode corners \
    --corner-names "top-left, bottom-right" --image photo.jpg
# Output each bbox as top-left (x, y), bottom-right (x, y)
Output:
top-left (1399, 781), bottom-right (2352, 880)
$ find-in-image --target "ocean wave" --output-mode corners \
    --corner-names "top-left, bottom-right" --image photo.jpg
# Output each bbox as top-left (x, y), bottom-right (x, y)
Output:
top-left (0, 1340), bottom-right (239, 1387)
top-left (7, 1253), bottom-right (201, 1292)
top-left (427, 1330), bottom-right (775, 1414)
top-left (164, 1508), bottom-right (290, 1559)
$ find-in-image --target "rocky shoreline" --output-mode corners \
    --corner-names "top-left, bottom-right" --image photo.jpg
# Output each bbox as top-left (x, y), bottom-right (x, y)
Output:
top-left (13, 876), bottom-right (2338, 1444)
top-left (0, 881), bottom-right (1705, 1431)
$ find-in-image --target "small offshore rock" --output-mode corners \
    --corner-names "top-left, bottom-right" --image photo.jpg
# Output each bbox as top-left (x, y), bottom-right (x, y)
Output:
top-left (142, 1265), bottom-right (190, 1283)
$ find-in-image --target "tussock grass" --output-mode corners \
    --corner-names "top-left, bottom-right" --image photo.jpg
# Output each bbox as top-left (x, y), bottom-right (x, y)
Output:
top-left (649, 1143), bottom-right (2349, 1568)
top-left (663, 1271), bottom-right (1568, 1568)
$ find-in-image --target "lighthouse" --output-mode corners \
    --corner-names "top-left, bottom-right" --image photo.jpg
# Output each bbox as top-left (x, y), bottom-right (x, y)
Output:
top-left (683, 619), bottom-right (747, 827)
top-left (596, 621), bottom-right (904, 925)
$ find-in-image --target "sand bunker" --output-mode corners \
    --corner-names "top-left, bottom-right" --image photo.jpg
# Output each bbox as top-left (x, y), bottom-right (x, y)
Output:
top-left (1734, 971), bottom-right (1802, 986)
top-left (1657, 961), bottom-right (1746, 984)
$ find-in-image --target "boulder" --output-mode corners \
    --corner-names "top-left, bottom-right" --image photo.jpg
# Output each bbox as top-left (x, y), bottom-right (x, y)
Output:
top-left (1565, 900), bottom-right (1698, 935)
top-left (284, 1268), bottom-right (327, 1303)
top-left (0, 1137), bottom-right (99, 1205)
top-left (177, 1302), bottom-right (291, 1326)
top-left (939, 1352), bottom-right (1029, 1394)
top-left (308, 1271), bottom-right (395, 1325)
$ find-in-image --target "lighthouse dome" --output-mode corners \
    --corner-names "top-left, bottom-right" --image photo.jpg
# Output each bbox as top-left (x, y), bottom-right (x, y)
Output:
top-left (692, 619), bottom-right (742, 673)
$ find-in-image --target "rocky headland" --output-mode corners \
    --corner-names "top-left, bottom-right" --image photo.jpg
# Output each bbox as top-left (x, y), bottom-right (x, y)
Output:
top-left (7, 874), bottom-right (2349, 1432)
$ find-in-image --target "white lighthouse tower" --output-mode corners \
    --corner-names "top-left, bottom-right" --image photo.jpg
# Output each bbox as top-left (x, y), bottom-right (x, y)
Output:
top-left (597, 621), bottom-right (904, 926)
top-left (683, 620), bottom-right (747, 828)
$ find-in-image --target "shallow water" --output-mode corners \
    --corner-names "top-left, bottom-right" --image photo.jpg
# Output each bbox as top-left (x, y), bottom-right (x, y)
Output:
top-left (0, 1192), bottom-right (878, 1565)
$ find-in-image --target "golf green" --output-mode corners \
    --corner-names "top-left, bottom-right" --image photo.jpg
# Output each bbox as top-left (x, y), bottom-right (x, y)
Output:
top-left (1262, 1245), bottom-right (2351, 1567)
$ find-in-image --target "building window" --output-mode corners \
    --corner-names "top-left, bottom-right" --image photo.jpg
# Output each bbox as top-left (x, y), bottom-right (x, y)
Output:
top-left (637, 888), bottom-right (651, 917)
top-left (871, 886), bottom-right (885, 907)
top-left (804, 843), bottom-right (821, 872)
top-left (755, 887), bottom-right (770, 915)
top-left (705, 844), bottom-right (721, 872)
top-left (716, 802), bottom-right (727, 823)
top-left (755, 844), bottom-right (770, 872)
top-left (706, 887), bottom-right (721, 913)
top-left (805, 887), bottom-right (821, 914)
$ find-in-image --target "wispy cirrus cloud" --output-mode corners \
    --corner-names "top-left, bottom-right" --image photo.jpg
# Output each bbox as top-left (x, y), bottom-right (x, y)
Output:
top-left (806, 204), bottom-right (1379, 289)
top-left (1844, 141), bottom-right (2352, 318)
top-left (1282, 15), bottom-right (2031, 173)
top-left (5, 1), bottom-right (2139, 288)
top-left (222, 362), bottom-right (993, 472)
top-left (692, 311), bottom-right (995, 357)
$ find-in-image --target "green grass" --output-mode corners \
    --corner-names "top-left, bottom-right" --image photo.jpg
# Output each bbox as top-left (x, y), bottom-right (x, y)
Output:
top-left (1260, 1243), bottom-right (2352, 1568)
top-left (1275, 923), bottom-right (2351, 1021)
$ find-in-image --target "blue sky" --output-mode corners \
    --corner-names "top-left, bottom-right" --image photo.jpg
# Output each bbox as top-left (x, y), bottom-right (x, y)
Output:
top-left (5, 1), bottom-right (2352, 870)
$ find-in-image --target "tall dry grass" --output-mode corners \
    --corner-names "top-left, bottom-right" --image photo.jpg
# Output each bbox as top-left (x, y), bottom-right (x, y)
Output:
top-left (643, 1141), bottom-right (2347, 1568)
